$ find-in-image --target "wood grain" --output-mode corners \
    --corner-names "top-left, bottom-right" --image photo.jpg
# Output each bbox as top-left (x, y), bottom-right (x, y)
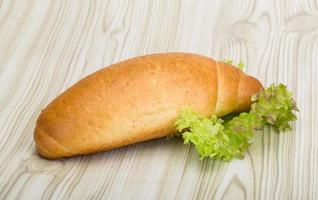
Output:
top-left (0, 0), bottom-right (317, 199)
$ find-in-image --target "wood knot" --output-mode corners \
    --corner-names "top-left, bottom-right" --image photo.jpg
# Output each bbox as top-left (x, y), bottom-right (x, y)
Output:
top-left (25, 156), bottom-right (63, 174)
top-left (229, 21), bottom-right (257, 42)
top-left (285, 14), bottom-right (318, 32)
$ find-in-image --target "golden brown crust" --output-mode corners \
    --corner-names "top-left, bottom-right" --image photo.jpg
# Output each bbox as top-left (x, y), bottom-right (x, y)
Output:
top-left (34, 53), bottom-right (262, 159)
top-left (215, 61), bottom-right (242, 116)
top-left (34, 125), bottom-right (73, 158)
top-left (234, 75), bottom-right (263, 113)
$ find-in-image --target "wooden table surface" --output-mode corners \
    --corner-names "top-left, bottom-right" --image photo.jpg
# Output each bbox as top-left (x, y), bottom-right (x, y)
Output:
top-left (0, 0), bottom-right (317, 199)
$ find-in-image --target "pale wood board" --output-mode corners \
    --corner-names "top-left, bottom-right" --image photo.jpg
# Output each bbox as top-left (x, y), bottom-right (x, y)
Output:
top-left (0, 0), bottom-right (317, 199)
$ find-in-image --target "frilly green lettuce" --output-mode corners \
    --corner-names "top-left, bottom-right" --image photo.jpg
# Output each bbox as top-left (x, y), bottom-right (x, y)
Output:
top-left (224, 59), bottom-right (245, 70)
top-left (251, 84), bottom-right (298, 132)
top-left (175, 84), bottom-right (298, 161)
top-left (176, 108), bottom-right (231, 160)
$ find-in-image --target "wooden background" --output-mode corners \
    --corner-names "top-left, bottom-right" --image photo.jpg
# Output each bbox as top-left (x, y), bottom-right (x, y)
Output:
top-left (0, 0), bottom-right (317, 199)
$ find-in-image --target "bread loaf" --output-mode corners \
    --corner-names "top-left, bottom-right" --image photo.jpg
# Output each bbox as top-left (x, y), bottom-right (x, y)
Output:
top-left (34, 53), bottom-right (263, 159)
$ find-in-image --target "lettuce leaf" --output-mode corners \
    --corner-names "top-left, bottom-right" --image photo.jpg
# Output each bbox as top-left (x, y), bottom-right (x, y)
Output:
top-left (175, 84), bottom-right (298, 161)
top-left (251, 83), bottom-right (298, 132)
top-left (224, 59), bottom-right (245, 70)
top-left (176, 108), bottom-right (236, 160)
